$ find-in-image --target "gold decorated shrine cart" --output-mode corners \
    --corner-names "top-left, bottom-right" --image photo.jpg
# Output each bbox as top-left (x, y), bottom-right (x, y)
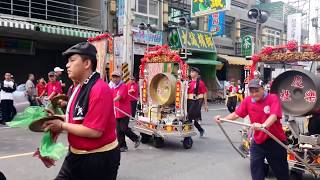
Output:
top-left (133, 45), bottom-right (197, 149)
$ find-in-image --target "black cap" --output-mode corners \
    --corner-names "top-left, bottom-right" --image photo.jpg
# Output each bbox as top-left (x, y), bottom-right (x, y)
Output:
top-left (48, 71), bottom-right (56, 76)
top-left (62, 42), bottom-right (97, 59)
top-left (248, 79), bottom-right (264, 88)
top-left (190, 67), bottom-right (200, 74)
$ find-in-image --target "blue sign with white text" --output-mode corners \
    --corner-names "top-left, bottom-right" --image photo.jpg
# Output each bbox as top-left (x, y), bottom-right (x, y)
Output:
top-left (208, 11), bottom-right (225, 36)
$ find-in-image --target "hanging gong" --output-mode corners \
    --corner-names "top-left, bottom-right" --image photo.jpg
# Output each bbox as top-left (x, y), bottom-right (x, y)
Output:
top-left (149, 73), bottom-right (177, 106)
top-left (270, 70), bottom-right (320, 116)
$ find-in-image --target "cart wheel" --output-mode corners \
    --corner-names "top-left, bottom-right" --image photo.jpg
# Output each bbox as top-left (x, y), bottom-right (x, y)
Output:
top-left (290, 170), bottom-right (303, 180)
top-left (183, 137), bottom-right (193, 149)
top-left (154, 137), bottom-right (165, 148)
top-left (140, 133), bottom-right (151, 144)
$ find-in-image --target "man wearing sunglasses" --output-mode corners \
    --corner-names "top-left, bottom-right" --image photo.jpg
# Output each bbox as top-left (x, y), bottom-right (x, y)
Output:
top-left (215, 78), bottom-right (289, 180)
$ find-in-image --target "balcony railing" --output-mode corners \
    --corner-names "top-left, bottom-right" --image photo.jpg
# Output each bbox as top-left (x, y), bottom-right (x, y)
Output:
top-left (0, 0), bottom-right (101, 29)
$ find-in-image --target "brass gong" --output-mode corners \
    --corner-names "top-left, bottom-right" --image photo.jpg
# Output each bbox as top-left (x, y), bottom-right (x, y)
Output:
top-left (149, 73), bottom-right (176, 106)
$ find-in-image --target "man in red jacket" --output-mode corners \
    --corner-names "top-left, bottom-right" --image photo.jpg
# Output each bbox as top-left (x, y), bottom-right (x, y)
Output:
top-left (110, 71), bottom-right (140, 152)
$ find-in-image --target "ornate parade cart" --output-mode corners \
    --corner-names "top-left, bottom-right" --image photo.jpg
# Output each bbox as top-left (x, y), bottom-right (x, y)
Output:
top-left (218, 41), bottom-right (320, 179)
top-left (133, 45), bottom-right (197, 149)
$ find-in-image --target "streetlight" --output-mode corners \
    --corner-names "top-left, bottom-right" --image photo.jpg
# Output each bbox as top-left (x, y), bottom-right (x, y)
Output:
top-left (178, 17), bottom-right (197, 59)
top-left (247, 8), bottom-right (269, 53)
top-left (248, 8), bottom-right (269, 81)
top-left (138, 23), bottom-right (158, 50)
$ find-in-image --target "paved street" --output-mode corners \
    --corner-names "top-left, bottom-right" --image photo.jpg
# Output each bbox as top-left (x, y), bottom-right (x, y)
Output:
top-left (0, 104), bottom-right (317, 180)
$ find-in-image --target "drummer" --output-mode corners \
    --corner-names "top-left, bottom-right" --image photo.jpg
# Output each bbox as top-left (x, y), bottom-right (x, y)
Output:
top-left (215, 78), bottom-right (289, 180)
top-left (187, 67), bottom-right (208, 137)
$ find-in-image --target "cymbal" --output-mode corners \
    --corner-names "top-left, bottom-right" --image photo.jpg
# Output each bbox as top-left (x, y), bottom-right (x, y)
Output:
top-left (29, 116), bottom-right (64, 132)
top-left (51, 94), bottom-right (68, 108)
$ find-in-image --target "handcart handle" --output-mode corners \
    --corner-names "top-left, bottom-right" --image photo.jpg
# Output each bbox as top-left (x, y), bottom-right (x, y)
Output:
top-left (219, 118), bottom-right (252, 128)
top-left (115, 107), bottom-right (136, 121)
top-left (218, 118), bottom-right (319, 177)
top-left (114, 107), bottom-right (164, 138)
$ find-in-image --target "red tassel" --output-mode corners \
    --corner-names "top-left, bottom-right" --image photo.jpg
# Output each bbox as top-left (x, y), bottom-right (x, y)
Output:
top-left (250, 54), bottom-right (260, 79)
top-left (33, 148), bottom-right (56, 168)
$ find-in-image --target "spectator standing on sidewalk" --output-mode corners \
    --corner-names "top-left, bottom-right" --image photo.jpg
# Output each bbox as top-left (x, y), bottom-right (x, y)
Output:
top-left (54, 67), bottom-right (66, 89)
top-left (0, 73), bottom-right (16, 124)
top-left (25, 74), bottom-right (38, 106)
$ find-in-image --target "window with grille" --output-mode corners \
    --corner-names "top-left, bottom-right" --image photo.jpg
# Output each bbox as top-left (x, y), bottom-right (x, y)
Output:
top-left (134, 0), bottom-right (159, 26)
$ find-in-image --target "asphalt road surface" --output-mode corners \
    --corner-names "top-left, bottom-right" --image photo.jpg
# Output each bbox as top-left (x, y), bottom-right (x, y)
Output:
top-left (0, 104), bottom-right (317, 180)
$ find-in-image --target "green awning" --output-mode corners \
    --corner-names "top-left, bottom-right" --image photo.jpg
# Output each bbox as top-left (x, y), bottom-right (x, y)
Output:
top-left (186, 58), bottom-right (222, 65)
top-left (33, 23), bottom-right (100, 38)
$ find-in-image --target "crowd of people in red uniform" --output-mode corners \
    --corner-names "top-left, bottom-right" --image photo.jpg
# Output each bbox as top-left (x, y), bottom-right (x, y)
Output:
top-left (0, 41), bottom-right (289, 180)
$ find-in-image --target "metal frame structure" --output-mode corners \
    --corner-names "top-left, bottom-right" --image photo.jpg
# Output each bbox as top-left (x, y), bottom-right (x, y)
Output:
top-left (0, 0), bottom-right (101, 28)
top-left (218, 118), bottom-right (320, 177)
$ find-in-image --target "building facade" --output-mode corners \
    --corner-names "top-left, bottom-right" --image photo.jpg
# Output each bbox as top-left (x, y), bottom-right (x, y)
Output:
top-left (107, 0), bottom-right (297, 99)
top-left (0, 0), bottom-right (102, 84)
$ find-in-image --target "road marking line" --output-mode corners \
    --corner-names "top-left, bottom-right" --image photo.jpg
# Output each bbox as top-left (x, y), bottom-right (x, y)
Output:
top-left (0, 152), bottom-right (34, 160)
top-left (0, 126), bottom-right (11, 130)
top-left (202, 108), bottom-right (227, 111)
top-left (0, 147), bottom-right (69, 160)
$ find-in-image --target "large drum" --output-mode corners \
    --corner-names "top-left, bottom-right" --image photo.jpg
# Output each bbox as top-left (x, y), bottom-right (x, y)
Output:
top-left (270, 70), bottom-right (320, 116)
top-left (149, 73), bottom-right (176, 106)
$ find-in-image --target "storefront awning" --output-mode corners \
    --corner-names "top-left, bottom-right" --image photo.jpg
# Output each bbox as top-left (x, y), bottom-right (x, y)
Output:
top-left (186, 58), bottom-right (222, 65)
top-left (33, 23), bottom-right (100, 38)
top-left (219, 54), bottom-right (252, 66)
top-left (0, 18), bottom-right (35, 30)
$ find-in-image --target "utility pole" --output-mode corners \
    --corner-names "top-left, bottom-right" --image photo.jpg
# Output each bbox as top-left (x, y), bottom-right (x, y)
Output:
top-left (100, 0), bottom-right (108, 32)
top-left (316, 8), bottom-right (319, 43)
top-left (256, 21), bottom-right (263, 80)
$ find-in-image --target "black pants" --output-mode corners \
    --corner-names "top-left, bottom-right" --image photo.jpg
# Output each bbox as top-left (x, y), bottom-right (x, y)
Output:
top-left (250, 139), bottom-right (289, 180)
top-left (1, 100), bottom-right (14, 122)
top-left (227, 96), bottom-right (237, 113)
top-left (187, 99), bottom-right (204, 133)
top-left (28, 96), bottom-right (38, 106)
top-left (55, 147), bottom-right (120, 180)
top-left (116, 117), bottom-right (139, 148)
top-left (0, 171), bottom-right (6, 180)
top-left (130, 101), bottom-right (137, 118)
